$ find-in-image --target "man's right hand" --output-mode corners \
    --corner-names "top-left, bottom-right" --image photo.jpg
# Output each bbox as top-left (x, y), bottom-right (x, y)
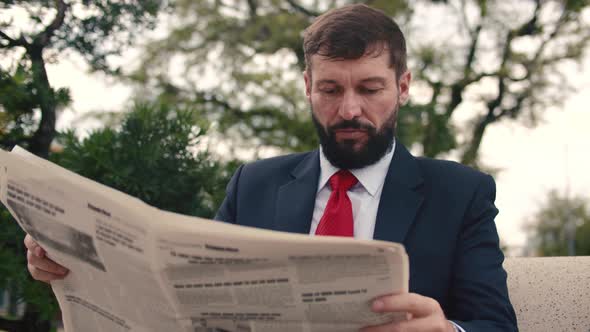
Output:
top-left (24, 234), bottom-right (69, 283)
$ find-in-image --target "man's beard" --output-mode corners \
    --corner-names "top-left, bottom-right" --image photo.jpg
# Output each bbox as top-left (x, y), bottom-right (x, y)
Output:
top-left (312, 105), bottom-right (398, 170)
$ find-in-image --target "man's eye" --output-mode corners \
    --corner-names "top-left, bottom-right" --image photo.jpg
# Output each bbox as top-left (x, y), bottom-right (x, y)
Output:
top-left (320, 88), bottom-right (338, 95)
top-left (361, 87), bottom-right (382, 94)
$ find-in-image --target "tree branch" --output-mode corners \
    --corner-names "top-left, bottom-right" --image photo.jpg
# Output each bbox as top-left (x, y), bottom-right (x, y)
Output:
top-left (33, 0), bottom-right (67, 47)
top-left (453, 0), bottom-right (474, 36)
top-left (285, 0), bottom-right (320, 17)
top-left (0, 29), bottom-right (27, 48)
top-left (0, 30), bottom-right (16, 44)
top-left (513, 2), bottom-right (573, 86)
top-left (246, 0), bottom-right (258, 19)
top-left (513, 0), bottom-right (541, 37)
top-left (443, 0), bottom-right (486, 118)
top-left (464, 25), bottom-right (482, 76)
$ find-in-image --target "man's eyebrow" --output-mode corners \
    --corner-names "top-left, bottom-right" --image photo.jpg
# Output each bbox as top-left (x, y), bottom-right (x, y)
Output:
top-left (315, 79), bottom-right (339, 85)
top-left (360, 77), bottom-right (387, 84)
top-left (315, 77), bottom-right (387, 85)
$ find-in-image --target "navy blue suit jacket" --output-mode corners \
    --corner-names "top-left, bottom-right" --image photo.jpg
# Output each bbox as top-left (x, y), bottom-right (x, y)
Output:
top-left (215, 143), bottom-right (517, 331)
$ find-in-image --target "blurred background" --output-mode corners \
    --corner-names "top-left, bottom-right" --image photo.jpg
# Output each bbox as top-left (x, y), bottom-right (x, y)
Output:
top-left (1, 0), bottom-right (589, 331)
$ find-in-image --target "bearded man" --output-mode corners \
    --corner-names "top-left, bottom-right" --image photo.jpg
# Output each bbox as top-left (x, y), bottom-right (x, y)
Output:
top-left (214, 4), bottom-right (517, 332)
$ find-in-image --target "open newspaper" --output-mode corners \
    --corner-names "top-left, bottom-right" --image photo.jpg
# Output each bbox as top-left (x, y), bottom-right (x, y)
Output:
top-left (0, 147), bottom-right (409, 332)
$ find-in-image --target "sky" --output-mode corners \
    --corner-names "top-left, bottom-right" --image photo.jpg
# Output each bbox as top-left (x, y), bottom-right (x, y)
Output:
top-left (5, 2), bottom-right (590, 256)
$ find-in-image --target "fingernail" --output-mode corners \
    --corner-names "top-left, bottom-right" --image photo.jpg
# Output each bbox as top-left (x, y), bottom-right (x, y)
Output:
top-left (372, 300), bottom-right (384, 311)
top-left (35, 247), bottom-right (43, 257)
top-left (59, 268), bottom-right (69, 275)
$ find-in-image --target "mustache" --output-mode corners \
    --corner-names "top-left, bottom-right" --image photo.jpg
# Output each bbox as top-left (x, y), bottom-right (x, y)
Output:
top-left (329, 119), bottom-right (375, 132)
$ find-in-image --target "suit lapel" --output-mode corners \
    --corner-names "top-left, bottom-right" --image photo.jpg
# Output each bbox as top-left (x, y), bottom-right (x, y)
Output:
top-left (274, 151), bottom-right (320, 234)
top-left (373, 144), bottom-right (424, 244)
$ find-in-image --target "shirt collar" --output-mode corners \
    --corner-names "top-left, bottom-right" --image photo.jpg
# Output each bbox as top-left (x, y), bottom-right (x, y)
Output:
top-left (318, 140), bottom-right (396, 197)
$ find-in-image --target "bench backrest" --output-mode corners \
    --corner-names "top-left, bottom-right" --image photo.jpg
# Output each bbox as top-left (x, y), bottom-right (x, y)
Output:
top-left (503, 256), bottom-right (590, 331)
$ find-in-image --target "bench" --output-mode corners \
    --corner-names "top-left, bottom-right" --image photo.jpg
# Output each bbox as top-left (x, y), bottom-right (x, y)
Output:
top-left (503, 256), bottom-right (590, 331)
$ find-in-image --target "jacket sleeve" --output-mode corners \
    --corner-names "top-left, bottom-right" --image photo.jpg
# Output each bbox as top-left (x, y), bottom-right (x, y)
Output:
top-left (449, 174), bottom-right (518, 331)
top-left (214, 164), bottom-right (244, 224)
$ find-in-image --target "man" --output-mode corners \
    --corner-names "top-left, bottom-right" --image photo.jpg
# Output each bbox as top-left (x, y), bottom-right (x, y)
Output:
top-left (25, 4), bottom-right (517, 331)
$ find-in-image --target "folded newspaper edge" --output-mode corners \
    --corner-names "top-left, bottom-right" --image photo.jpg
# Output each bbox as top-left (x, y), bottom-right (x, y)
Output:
top-left (0, 146), bottom-right (409, 332)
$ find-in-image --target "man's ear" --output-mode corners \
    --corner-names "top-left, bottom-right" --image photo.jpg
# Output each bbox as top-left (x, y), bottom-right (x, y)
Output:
top-left (303, 70), bottom-right (312, 100)
top-left (398, 70), bottom-right (411, 105)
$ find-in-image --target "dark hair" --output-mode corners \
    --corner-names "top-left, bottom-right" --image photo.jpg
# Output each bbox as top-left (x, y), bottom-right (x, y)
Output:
top-left (303, 4), bottom-right (407, 80)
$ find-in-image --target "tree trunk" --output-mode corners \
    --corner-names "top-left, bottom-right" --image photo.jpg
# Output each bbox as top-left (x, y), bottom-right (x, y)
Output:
top-left (461, 114), bottom-right (493, 167)
top-left (27, 45), bottom-right (56, 158)
top-left (7, 282), bottom-right (18, 317)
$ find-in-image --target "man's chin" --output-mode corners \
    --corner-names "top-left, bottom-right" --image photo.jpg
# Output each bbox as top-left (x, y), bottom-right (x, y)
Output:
top-left (322, 149), bottom-right (370, 169)
top-left (335, 139), bottom-right (368, 152)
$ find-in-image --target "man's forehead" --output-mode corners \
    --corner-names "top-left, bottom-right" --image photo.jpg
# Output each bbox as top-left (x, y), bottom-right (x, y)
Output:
top-left (309, 53), bottom-right (396, 83)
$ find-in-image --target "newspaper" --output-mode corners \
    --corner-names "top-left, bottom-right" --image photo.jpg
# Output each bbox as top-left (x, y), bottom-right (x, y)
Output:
top-left (0, 146), bottom-right (409, 332)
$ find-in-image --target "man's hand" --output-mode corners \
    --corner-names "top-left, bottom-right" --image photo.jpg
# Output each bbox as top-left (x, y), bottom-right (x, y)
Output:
top-left (24, 234), bottom-right (69, 283)
top-left (361, 293), bottom-right (455, 332)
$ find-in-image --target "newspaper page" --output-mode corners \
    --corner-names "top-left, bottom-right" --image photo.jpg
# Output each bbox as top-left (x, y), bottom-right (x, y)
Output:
top-left (0, 147), bottom-right (409, 332)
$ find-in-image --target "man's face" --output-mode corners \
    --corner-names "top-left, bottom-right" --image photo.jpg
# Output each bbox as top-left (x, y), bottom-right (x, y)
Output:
top-left (304, 50), bottom-right (411, 169)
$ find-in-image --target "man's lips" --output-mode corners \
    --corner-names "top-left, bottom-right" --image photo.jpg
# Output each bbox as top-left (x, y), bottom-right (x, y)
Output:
top-left (334, 129), bottom-right (368, 140)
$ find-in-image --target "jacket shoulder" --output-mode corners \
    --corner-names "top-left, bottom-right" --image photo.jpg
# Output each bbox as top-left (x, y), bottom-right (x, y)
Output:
top-left (241, 151), bottom-right (314, 175)
top-left (415, 157), bottom-right (493, 187)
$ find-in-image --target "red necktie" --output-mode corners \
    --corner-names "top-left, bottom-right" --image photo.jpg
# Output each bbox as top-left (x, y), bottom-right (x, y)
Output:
top-left (315, 170), bottom-right (358, 237)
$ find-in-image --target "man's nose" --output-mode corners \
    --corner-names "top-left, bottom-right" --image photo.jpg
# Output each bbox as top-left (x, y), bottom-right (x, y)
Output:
top-left (338, 92), bottom-right (362, 120)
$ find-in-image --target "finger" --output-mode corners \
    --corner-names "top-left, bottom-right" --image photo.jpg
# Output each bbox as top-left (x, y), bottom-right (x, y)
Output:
top-left (361, 317), bottom-right (451, 332)
top-left (360, 322), bottom-right (397, 332)
top-left (372, 293), bottom-right (440, 318)
top-left (28, 263), bottom-right (66, 283)
top-left (27, 249), bottom-right (69, 275)
top-left (392, 316), bottom-right (452, 332)
top-left (24, 235), bottom-right (46, 258)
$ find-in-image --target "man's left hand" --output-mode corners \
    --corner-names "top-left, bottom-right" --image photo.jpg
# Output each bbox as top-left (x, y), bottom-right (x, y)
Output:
top-left (360, 293), bottom-right (455, 332)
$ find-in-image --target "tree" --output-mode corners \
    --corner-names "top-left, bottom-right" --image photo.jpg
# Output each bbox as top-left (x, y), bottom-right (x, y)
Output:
top-left (132, 0), bottom-right (590, 168)
top-left (0, 0), bottom-right (165, 158)
top-left (524, 190), bottom-right (590, 256)
top-left (0, 102), bottom-right (233, 332)
top-left (1, 3), bottom-right (166, 330)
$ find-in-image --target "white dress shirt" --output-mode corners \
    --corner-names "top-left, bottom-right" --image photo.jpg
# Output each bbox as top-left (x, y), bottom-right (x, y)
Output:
top-left (308, 140), bottom-right (466, 332)
top-left (309, 141), bottom-right (396, 239)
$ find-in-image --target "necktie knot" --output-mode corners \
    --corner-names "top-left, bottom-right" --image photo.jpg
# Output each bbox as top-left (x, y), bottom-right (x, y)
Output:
top-left (329, 170), bottom-right (358, 192)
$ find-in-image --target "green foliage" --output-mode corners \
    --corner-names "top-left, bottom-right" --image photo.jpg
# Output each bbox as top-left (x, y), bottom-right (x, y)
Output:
top-left (525, 190), bottom-right (590, 256)
top-left (396, 103), bottom-right (457, 156)
top-left (52, 103), bottom-right (231, 218)
top-left (0, 65), bottom-right (71, 149)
